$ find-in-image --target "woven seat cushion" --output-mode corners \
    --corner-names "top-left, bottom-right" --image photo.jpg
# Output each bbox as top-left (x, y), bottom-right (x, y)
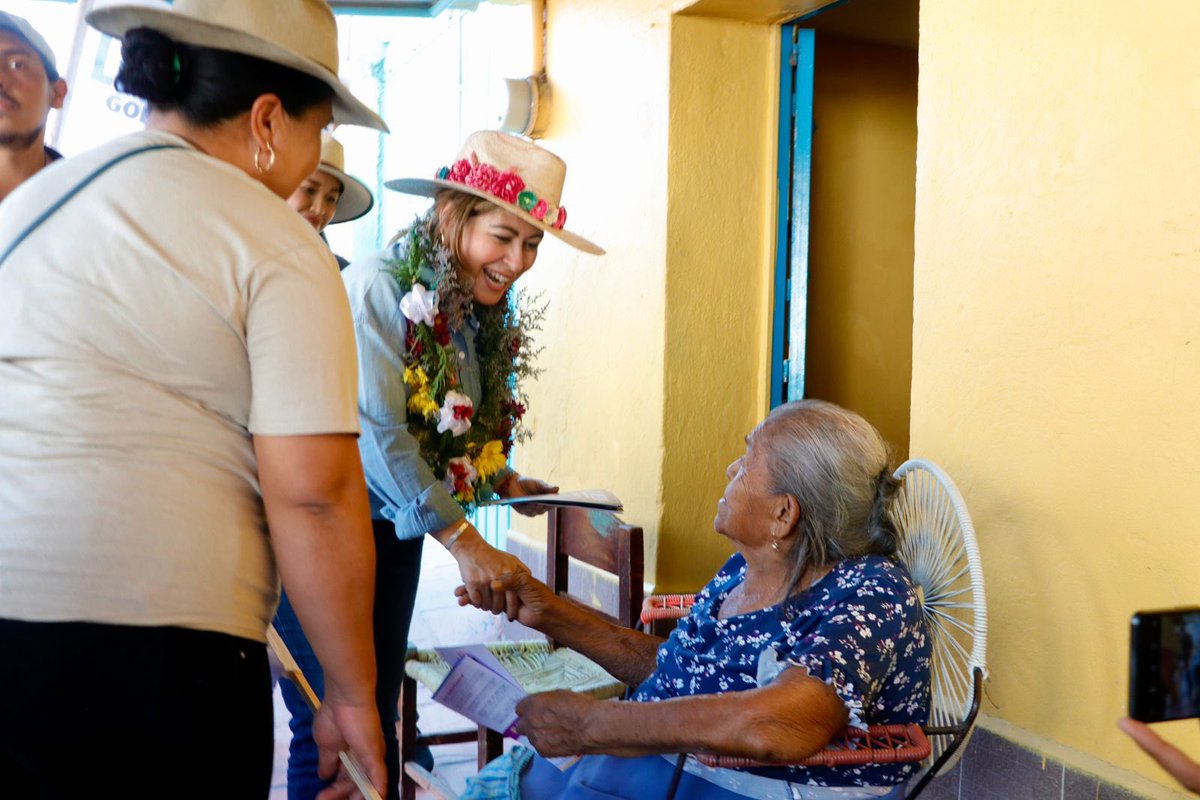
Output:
top-left (405, 640), bottom-right (626, 699)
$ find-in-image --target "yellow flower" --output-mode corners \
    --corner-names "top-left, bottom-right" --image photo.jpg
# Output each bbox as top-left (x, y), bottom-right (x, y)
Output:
top-left (473, 439), bottom-right (508, 482)
top-left (407, 389), bottom-right (439, 420)
top-left (403, 366), bottom-right (429, 391)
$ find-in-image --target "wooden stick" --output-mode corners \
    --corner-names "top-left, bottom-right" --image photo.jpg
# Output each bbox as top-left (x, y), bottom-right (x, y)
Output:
top-left (268, 625), bottom-right (383, 800)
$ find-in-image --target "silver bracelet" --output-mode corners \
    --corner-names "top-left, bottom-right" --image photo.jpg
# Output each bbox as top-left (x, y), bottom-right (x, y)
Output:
top-left (444, 520), bottom-right (470, 551)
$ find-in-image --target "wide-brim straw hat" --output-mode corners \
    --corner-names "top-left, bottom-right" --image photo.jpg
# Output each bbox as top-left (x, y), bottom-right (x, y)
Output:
top-left (318, 133), bottom-right (373, 224)
top-left (385, 130), bottom-right (603, 256)
top-left (87, 0), bottom-right (387, 132)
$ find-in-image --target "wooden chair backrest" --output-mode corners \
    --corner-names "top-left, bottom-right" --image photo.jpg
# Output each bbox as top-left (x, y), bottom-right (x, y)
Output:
top-left (545, 506), bottom-right (644, 631)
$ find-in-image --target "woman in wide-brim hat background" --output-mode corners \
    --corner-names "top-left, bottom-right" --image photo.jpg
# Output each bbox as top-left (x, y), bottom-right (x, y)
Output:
top-left (274, 129), bottom-right (603, 798)
top-left (288, 131), bottom-right (374, 269)
top-left (0, 0), bottom-right (388, 796)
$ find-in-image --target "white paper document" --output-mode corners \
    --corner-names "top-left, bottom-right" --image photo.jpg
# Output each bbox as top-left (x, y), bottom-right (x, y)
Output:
top-left (434, 645), bottom-right (521, 689)
top-left (481, 488), bottom-right (624, 512)
top-left (431, 654), bottom-right (528, 737)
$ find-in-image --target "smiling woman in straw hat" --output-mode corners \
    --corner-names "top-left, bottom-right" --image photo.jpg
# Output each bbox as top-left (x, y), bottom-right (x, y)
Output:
top-left (288, 131), bottom-right (375, 269)
top-left (0, 1), bottom-right (389, 797)
top-left (272, 129), bottom-right (603, 798)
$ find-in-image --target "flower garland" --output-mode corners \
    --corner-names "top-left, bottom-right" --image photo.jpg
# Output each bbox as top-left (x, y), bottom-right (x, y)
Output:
top-left (389, 215), bottom-right (544, 512)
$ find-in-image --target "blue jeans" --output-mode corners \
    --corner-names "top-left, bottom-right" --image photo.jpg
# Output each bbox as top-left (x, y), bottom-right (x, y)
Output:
top-left (274, 520), bottom-right (425, 800)
top-left (521, 754), bottom-right (754, 799)
top-left (520, 754), bottom-right (908, 800)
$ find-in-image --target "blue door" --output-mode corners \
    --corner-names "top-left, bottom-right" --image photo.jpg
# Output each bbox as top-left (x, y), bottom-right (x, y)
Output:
top-left (770, 26), bottom-right (815, 407)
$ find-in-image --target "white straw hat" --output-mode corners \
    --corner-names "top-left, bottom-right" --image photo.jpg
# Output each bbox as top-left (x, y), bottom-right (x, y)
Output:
top-left (385, 130), bottom-right (603, 256)
top-left (87, 0), bottom-right (387, 132)
top-left (318, 132), bottom-right (373, 224)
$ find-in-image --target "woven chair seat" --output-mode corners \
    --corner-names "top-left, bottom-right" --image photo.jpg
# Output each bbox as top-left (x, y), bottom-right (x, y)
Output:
top-left (404, 640), bottom-right (626, 699)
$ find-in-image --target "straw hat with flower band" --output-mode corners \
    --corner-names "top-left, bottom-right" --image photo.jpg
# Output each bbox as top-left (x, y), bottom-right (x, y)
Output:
top-left (86, 0), bottom-right (387, 132)
top-left (317, 133), bottom-right (374, 224)
top-left (385, 130), bottom-right (604, 256)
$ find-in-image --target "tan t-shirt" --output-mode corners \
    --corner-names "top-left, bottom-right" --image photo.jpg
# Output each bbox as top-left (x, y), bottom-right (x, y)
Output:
top-left (0, 130), bottom-right (360, 642)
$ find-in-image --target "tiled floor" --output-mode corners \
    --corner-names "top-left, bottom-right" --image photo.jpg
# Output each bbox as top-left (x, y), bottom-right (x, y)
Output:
top-left (270, 542), bottom-right (538, 799)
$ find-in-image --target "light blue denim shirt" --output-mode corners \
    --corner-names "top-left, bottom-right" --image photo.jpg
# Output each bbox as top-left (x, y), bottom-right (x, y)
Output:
top-left (342, 241), bottom-right (497, 540)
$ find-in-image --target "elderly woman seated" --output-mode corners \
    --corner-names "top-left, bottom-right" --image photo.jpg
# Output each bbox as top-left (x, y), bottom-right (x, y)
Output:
top-left (458, 399), bottom-right (931, 800)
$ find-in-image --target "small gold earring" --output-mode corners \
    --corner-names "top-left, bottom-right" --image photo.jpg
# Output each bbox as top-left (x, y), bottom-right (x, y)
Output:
top-left (771, 536), bottom-right (779, 552)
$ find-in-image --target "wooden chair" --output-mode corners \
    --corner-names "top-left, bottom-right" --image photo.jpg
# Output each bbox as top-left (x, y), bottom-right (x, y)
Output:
top-left (398, 507), bottom-right (644, 800)
top-left (650, 458), bottom-right (987, 800)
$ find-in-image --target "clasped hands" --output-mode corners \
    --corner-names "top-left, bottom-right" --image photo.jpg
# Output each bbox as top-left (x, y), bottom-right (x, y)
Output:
top-left (449, 475), bottom-right (556, 617)
top-left (455, 569), bottom-right (602, 757)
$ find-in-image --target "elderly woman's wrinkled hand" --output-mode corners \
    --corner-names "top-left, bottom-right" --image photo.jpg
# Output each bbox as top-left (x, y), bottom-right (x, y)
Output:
top-left (455, 569), bottom-right (554, 629)
top-left (515, 690), bottom-right (599, 757)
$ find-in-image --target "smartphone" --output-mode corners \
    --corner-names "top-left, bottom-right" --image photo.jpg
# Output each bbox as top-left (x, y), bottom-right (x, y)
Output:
top-left (1129, 607), bottom-right (1200, 723)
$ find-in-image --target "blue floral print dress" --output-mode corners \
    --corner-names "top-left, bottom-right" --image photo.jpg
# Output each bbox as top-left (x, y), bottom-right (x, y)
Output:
top-left (632, 553), bottom-right (932, 788)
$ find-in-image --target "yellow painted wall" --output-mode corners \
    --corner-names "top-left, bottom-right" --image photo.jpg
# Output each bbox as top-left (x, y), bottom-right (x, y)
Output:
top-left (913, 0), bottom-right (1200, 789)
top-left (658, 14), bottom-right (779, 591)
top-left (511, 3), bottom-right (780, 592)
top-left (806, 34), bottom-right (916, 456)
top-left (506, 0), bottom-right (675, 580)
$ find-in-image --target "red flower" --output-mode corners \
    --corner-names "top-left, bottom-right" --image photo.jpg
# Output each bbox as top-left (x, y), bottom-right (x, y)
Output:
top-left (405, 327), bottom-right (424, 357)
top-left (553, 206), bottom-right (567, 229)
top-left (448, 460), bottom-right (473, 493)
top-left (432, 313), bottom-right (451, 346)
top-left (503, 400), bottom-right (526, 420)
top-left (447, 159), bottom-right (472, 183)
top-left (452, 404), bottom-right (474, 421)
top-left (491, 171), bottom-right (525, 204)
top-left (530, 199), bottom-right (548, 221)
top-left (466, 163), bottom-right (500, 192)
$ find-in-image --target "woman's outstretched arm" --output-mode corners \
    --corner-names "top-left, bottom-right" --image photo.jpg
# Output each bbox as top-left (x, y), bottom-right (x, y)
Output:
top-left (457, 571), bottom-right (662, 687)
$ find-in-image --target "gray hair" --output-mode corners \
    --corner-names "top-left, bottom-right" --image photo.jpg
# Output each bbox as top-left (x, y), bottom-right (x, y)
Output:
top-left (758, 399), bottom-right (900, 598)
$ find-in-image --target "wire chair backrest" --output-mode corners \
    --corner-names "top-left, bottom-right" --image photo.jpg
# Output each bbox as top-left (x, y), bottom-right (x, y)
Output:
top-left (891, 458), bottom-right (988, 772)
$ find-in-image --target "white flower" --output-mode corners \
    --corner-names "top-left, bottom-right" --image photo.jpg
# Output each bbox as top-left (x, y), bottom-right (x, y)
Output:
top-left (443, 456), bottom-right (478, 493)
top-left (436, 391), bottom-right (473, 436)
top-left (400, 283), bottom-right (438, 326)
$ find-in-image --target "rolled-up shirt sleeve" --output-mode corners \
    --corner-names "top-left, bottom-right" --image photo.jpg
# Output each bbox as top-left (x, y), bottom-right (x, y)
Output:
top-left (343, 250), bottom-right (465, 540)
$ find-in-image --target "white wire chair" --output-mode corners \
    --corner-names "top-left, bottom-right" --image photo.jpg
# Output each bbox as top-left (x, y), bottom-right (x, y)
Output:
top-left (891, 458), bottom-right (988, 797)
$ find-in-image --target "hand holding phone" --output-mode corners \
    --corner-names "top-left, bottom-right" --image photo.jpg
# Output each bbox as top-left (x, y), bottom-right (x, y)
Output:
top-left (1129, 607), bottom-right (1200, 723)
top-left (1118, 717), bottom-right (1200, 794)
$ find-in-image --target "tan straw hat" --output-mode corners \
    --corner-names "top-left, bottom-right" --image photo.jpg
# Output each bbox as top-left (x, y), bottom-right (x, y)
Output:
top-left (317, 133), bottom-right (373, 224)
top-left (385, 130), bottom-right (603, 256)
top-left (87, 0), bottom-right (387, 131)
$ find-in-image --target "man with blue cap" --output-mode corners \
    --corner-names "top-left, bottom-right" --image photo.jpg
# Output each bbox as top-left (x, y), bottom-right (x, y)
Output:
top-left (0, 11), bottom-right (68, 203)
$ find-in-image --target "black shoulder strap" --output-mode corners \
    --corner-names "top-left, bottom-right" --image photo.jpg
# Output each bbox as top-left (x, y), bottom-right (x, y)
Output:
top-left (0, 143), bottom-right (185, 269)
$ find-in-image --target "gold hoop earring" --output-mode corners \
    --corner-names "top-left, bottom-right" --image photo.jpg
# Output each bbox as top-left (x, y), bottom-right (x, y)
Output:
top-left (254, 142), bottom-right (276, 174)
